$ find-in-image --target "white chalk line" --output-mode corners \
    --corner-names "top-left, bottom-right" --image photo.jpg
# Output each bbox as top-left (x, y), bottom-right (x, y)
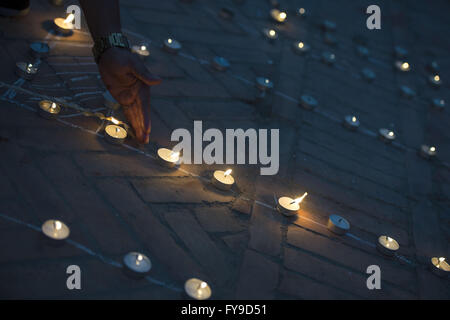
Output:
top-left (0, 212), bottom-right (182, 292)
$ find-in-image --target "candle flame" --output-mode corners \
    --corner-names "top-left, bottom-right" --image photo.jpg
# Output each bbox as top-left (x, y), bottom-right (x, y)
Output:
top-left (291, 192), bottom-right (308, 205)
top-left (168, 38), bottom-right (173, 44)
top-left (439, 257), bottom-right (445, 263)
top-left (434, 75), bottom-right (440, 82)
top-left (54, 221), bottom-right (62, 231)
top-left (111, 117), bottom-right (119, 125)
top-left (26, 63), bottom-right (33, 72)
top-left (224, 169), bottom-right (232, 177)
top-left (269, 29), bottom-right (276, 37)
top-left (51, 102), bottom-right (57, 109)
top-left (136, 254), bottom-right (143, 265)
top-left (298, 42), bottom-right (304, 48)
top-left (299, 8), bottom-right (305, 14)
top-left (279, 11), bottom-right (287, 21)
top-left (352, 116), bottom-right (357, 122)
top-left (200, 282), bottom-right (207, 289)
top-left (388, 131), bottom-right (394, 137)
top-left (265, 78), bottom-right (270, 84)
top-left (141, 45), bottom-right (147, 51)
top-left (170, 151), bottom-right (180, 160)
top-left (401, 62), bottom-right (409, 70)
top-left (430, 146), bottom-right (436, 152)
top-left (387, 236), bottom-right (393, 242)
top-left (64, 13), bottom-right (75, 24)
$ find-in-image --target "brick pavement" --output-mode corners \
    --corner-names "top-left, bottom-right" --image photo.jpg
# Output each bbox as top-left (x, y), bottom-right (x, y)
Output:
top-left (0, 0), bottom-right (449, 299)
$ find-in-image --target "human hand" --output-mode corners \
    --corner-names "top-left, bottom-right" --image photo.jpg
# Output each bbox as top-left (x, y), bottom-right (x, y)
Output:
top-left (97, 47), bottom-right (161, 144)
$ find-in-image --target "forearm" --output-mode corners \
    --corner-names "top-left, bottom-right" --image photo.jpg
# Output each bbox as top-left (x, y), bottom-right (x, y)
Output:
top-left (79, 0), bottom-right (121, 39)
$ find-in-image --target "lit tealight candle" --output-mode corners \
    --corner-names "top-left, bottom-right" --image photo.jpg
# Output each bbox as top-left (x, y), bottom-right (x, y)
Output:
top-left (163, 38), bottom-right (182, 53)
top-left (38, 100), bottom-right (61, 119)
top-left (395, 61), bottom-right (410, 72)
top-left (263, 28), bottom-right (278, 41)
top-left (270, 8), bottom-right (287, 23)
top-left (299, 94), bottom-right (318, 110)
top-left (429, 74), bottom-right (441, 88)
top-left (431, 98), bottom-right (445, 111)
top-left (212, 169), bottom-right (235, 191)
top-left (297, 7), bottom-right (307, 17)
top-left (379, 128), bottom-right (396, 143)
top-left (15, 62), bottom-right (38, 80)
top-left (131, 43), bottom-right (150, 60)
top-left (184, 278), bottom-right (212, 300)
top-left (211, 56), bottom-right (230, 71)
top-left (30, 42), bottom-right (49, 59)
top-left (123, 252), bottom-right (152, 278)
top-left (400, 85), bottom-right (416, 99)
top-left (361, 68), bottom-right (376, 82)
top-left (292, 41), bottom-right (310, 55)
top-left (157, 148), bottom-right (180, 168)
top-left (277, 192), bottom-right (308, 216)
top-left (256, 77), bottom-right (273, 91)
top-left (322, 51), bottom-right (336, 65)
top-left (377, 235), bottom-right (399, 256)
top-left (104, 118), bottom-right (127, 145)
top-left (430, 257), bottom-right (449, 277)
top-left (327, 214), bottom-right (350, 235)
top-left (419, 145), bottom-right (437, 159)
top-left (343, 115), bottom-right (360, 131)
top-left (41, 219), bottom-right (70, 242)
top-left (53, 13), bottom-right (75, 35)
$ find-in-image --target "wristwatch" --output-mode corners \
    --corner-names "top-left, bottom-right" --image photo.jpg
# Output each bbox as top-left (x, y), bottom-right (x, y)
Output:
top-left (92, 33), bottom-right (130, 63)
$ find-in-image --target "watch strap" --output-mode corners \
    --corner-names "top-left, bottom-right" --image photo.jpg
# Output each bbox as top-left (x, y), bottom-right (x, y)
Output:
top-left (92, 33), bottom-right (130, 63)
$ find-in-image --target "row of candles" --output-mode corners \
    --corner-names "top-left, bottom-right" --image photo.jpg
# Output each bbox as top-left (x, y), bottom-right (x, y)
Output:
top-left (13, 10), bottom-right (449, 294)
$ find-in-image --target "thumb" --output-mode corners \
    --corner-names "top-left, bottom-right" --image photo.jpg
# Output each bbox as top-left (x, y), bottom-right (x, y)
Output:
top-left (131, 59), bottom-right (162, 86)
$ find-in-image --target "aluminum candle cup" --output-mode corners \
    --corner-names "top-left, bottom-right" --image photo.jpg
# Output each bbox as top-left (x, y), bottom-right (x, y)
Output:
top-left (256, 77), bottom-right (273, 91)
top-left (321, 20), bottom-right (337, 32)
top-left (15, 62), bottom-right (38, 80)
top-left (30, 42), bottom-right (49, 59)
top-left (41, 219), bottom-right (70, 245)
top-left (395, 61), bottom-right (410, 72)
top-left (327, 215), bottom-right (350, 235)
top-left (123, 252), bottom-right (152, 278)
top-left (263, 28), bottom-right (278, 41)
top-left (53, 14), bottom-right (75, 35)
top-left (103, 91), bottom-right (120, 110)
top-left (299, 94), bottom-right (318, 110)
top-left (343, 115), bottom-right (360, 131)
top-left (419, 145), bottom-right (437, 159)
top-left (211, 169), bottom-right (235, 191)
top-left (400, 85), bottom-right (416, 99)
top-left (157, 148), bottom-right (180, 168)
top-left (377, 235), bottom-right (399, 256)
top-left (429, 75), bottom-right (442, 88)
top-left (270, 8), bottom-right (287, 23)
top-left (184, 278), bottom-right (212, 300)
top-left (430, 257), bottom-right (449, 277)
top-left (322, 52), bottom-right (336, 65)
top-left (104, 124), bottom-right (127, 145)
top-left (38, 100), bottom-right (61, 119)
top-left (378, 128), bottom-right (396, 143)
top-left (293, 41), bottom-right (310, 55)
top-left (163, 38), bottom-right (182, 53)
top-left (394, 46), bottom-right (408, 59)
top-left (211, 56), bottom-right (230, 71)
top-left (277, 193), bottom-right (308, 217)
top-left (361, 68), bottom-right (376, 82)
top-left (431, 98), bottom-right (445, 111)
top-left (131, 44), bottom-right (150, 60)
